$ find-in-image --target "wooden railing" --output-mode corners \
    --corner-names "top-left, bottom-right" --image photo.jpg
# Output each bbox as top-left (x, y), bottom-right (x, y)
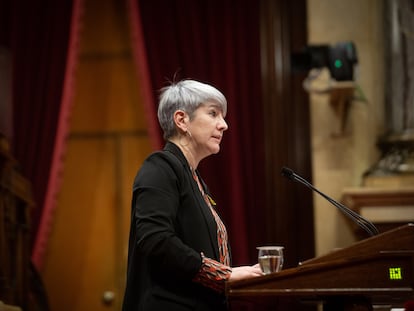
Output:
top-left (0, 134), bottom-right (33, 309)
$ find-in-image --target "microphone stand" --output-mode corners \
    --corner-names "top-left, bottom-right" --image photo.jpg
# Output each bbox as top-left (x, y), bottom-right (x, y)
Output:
top-left (281, 167), bottom-right (379, 237)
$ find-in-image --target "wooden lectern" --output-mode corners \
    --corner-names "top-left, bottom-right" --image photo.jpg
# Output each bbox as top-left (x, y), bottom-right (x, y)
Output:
top-left (226, 223), bottom-right (414, 310)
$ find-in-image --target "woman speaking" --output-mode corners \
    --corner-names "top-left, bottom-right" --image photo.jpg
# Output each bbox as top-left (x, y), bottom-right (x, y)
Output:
top-left (122, 79), bottom-right (262, 311)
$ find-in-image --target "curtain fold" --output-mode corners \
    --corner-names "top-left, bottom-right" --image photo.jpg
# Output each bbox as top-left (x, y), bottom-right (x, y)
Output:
top-left (6, 0), bottom-right (83, 269)
top-left (128, 0), bottom-right (266, 264)
top-left (31, 0), bottom-right (84, 270)
top-left (127, 0), bottom-right (163, 150)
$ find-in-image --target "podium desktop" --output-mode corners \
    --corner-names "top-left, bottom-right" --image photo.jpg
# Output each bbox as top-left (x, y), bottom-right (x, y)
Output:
top-left (226, 223), bottom-right (414, 311)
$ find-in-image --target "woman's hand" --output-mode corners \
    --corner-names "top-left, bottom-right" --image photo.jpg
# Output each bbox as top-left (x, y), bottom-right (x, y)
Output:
top-left (228, 263), bottom-right (263, 282)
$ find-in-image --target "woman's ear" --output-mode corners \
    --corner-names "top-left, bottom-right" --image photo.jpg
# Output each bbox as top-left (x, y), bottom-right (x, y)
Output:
top-left (173, 110), bottom-right (189, 133)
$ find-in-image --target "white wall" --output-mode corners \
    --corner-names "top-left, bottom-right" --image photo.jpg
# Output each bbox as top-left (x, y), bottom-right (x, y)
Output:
top-left (307, 0), bottom-right (385, 256)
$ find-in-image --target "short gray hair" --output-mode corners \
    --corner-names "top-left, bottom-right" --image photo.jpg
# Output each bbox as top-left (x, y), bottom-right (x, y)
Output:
top-left (157, 79), bottom-right (227, 140)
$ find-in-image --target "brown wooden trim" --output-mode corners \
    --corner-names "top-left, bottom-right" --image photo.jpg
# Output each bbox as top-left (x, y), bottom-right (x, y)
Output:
top-left (342, 187), bottom-right (414, 208)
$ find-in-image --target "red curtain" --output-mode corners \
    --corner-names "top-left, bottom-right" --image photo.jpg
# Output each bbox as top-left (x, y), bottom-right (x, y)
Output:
top-left (128, 0), bottom-right (266, 265)
top-left (2, 0), bottom-right (83, 269)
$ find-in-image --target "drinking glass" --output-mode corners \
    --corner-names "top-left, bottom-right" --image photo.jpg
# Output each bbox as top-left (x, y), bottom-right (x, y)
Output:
top-left (257, 246), bottom-right (284, 274)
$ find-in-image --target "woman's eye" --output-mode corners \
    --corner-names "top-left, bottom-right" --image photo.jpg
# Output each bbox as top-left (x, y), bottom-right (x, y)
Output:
top-left (209, 110), bottom-right (218, 117)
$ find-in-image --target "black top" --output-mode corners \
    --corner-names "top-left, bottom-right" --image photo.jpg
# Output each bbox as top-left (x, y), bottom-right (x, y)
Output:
top-left (122, 141), bottom-right (229, 311)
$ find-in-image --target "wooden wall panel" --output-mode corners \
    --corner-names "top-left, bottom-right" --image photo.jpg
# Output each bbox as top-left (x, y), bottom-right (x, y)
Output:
top-left (43, 139), bottom-right (117, 310)
top-left (71, 57), bottom-right (147, 132)
top-left (118, 136), bottom-right (153, 253)
top-left (80, 0), bottom-right (130, 54)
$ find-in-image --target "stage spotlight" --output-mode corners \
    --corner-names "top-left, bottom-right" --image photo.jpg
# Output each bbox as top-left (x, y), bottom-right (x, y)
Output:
top-left (291, 41), bottom-right (358, 81)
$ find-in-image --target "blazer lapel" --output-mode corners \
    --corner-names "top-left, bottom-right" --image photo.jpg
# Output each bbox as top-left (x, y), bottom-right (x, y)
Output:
top-left (163, 142), bottom-right (220, 260)
top-left (191, 169), bottom-right (220, 259)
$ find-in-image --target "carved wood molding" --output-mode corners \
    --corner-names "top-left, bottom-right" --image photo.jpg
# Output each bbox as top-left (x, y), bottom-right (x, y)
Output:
top-left (342, 187), bottom-right (414, 209)
top-left (341, 187), bottom-right (414, 238)
top-left (0, 134), bottom-right (33, 308)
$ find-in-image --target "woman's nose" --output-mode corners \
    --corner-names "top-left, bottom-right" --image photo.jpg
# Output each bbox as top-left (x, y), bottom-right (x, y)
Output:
top-left (219, 117), bottom-right (228, 131)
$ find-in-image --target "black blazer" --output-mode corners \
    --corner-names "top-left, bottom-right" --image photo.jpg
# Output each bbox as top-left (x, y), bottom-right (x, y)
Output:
top-left (122, 142), bottom-right (230, 311)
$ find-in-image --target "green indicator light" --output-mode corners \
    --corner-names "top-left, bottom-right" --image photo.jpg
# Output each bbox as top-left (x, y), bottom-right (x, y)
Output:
top-left (334, 59), bottom-right (343, 68)
top-left (389, 267), bottom-right (402, 280)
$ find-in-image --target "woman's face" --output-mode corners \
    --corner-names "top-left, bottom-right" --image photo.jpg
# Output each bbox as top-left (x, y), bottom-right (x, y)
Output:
top-left (187, 102), bottom-right (228, 159)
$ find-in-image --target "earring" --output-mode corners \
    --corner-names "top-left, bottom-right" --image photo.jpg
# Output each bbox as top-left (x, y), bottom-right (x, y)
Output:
top-left (179, 131), bottom-right (190, 147)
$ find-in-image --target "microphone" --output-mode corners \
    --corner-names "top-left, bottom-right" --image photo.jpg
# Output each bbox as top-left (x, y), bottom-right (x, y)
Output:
top-left (281, 166), bottom-right (379, 237)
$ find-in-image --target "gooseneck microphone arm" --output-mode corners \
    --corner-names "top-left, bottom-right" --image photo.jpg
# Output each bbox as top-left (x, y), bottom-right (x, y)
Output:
top-left (281, 167), bottom-right (379, 237)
